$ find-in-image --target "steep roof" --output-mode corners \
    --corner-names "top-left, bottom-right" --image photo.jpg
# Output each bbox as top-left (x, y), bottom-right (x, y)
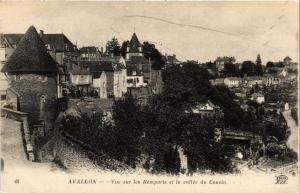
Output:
top-left (1, 26), bottom-right (58, 73)
top-left (1, 34), bottom-right (23, 48)
top-left (284, 56), bottom-right (292, 61)
top-left (128, 33), bottom-right (142, 53)
top-left (42, 34), bottom-right (77, 52)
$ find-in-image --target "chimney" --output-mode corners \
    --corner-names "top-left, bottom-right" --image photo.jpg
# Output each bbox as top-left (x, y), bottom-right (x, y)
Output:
top-left (40, 30), bottom-right (44, 39)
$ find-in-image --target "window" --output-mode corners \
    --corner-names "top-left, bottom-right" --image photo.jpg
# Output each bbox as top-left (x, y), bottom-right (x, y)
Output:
top-left (42, 75), bottom-right (47, 82)
top-left (1, 94), bottom-right (6, 100)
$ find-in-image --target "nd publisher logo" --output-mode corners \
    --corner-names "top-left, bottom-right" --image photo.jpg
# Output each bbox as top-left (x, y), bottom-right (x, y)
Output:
top-left (275, 175), bottom-right (288, 184)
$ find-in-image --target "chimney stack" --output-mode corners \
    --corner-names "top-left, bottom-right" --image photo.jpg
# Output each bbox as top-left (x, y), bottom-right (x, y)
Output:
top-left (40, 30), bottom-right (44, 38)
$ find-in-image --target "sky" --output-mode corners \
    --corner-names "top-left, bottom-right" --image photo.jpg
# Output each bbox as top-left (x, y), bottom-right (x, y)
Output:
top-left (0, 1), bottom-right (298, 63)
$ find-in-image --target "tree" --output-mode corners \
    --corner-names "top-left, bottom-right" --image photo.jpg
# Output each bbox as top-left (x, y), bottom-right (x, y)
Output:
top-left (112, 95), bottom-right (144, 167)
top-left (120, 40), bottom-right (129, 58)
top-left (255, 54), bottom-right (263, 76)
top-left (241, 61), bottom-right (256, 76)
top-left (106, 37), bottom-right (121, 56)
top-left (266, 61), bottom-right (275, 68)
top-left (276, 62), bottom-right (284, 68)
top-left (224, 62), bottom-right (237, 77)
top-left (256, 54), bottom-right (262, 65)
top-left (142, 41), bottom-right (165, 70)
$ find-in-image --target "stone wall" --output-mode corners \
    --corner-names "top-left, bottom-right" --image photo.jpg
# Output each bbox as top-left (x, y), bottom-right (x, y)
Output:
top-left (0, 107), bottom-right (34, 161)
top-left (6, 88), bottom-right (19, 110)
top-left (151, 70), bottom-right (163, 94)
top-left (8, 73), bottom-right (58, 134)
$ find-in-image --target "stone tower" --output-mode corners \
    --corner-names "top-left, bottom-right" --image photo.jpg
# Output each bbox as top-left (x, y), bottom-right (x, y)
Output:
top-left (125, 33), bottom-right (143, 60)
top-left (1, 26), bottom-right (58, 134)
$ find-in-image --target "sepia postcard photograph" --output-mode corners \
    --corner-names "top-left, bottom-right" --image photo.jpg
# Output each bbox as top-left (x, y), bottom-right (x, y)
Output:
top-left (0, 1), bottom-right (299, 193)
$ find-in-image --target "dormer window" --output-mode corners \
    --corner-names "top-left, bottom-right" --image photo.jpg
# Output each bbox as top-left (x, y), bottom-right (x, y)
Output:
top-left (65, 44), bottom-right (69, 51)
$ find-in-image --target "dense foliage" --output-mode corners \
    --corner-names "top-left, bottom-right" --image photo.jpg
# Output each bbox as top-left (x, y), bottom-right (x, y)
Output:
top-left (106, 37), bottom-right (121, 56)
top-left (60, 62), bottom-right (246, 174)
top-left (291, 108), bottom-right (298, 125)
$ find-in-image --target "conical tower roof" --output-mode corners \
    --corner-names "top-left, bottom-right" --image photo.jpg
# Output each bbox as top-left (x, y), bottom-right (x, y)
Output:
top-left (128, 33), bottom-right (142, 53)
top-left (1, 26), bottom-right (57, 73)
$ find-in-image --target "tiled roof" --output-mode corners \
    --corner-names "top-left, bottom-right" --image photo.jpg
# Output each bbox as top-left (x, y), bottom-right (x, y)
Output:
top-left (80, 61), bottom-right (123, 72)
top-left (1, 34), bottom-right (23, 48)
top-left (1, 26), bottom-right (58, 73)
top-left (68, 63), bottom-right (90, 75)
top-left (2, 33), bottom-right (78, 52)
top-left (42, 34), bottom-right (77, 52)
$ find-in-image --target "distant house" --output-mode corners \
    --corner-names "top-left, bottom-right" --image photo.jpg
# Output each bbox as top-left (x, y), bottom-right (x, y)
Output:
top-left (1, 26), bottom-right (58, 133)
top-left (250, 93), bottom-right (265, 104)
top-left (165, 54), bottom-right (180, 65)
top-left (92, 71), bottom-right (107, 99)
top-left (185, 100), bottom-right (224, 127)
top-left (68, 64), bottom-right (92, 97)
top-left (264, 75), bottom-right (281, 86)
top-left (283, 56), bottom-right (292, 66)
top-left (40, 31), bottom-right (79, 64)
top-left (214, 56), bottom-right (236, 72)
top-left (124, 33), bottom-right (152, 83)
top-left (224, 77), bottom-right (241, 88)
top-left (82, 59), bottom-right (127, 98)
top-left (1, 31), bottom-right (79, 64)
top-left (243, 76), bottom-right (264, 87)
top-left (277, 68), bottom-right (288, 77)
top-left (186, 100), bottom-right (223, 117)
top-left (126, 66), bottom-right (146, 87)
top-left (127, 55), bottom-right (151, 84)
top-left (79, 46), bottom-right (101, 61)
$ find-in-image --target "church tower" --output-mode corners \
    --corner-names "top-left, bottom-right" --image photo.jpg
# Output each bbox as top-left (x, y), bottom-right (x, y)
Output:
top-left (125, 33), bottom-right (143, 60)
